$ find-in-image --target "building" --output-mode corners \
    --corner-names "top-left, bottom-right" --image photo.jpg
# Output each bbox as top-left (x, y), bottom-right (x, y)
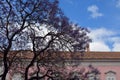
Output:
top-left (79, 51), bottom-right (120, 80)
top-left (0, 50), bottom-right (120, 80)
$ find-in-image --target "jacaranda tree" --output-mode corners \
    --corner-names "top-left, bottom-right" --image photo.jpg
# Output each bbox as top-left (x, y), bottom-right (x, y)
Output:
top-left (0, 0), bottom-right (91, 80)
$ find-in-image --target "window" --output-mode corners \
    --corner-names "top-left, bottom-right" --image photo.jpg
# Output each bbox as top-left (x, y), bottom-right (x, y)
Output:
top-left (88, 73), bottom-right (95, 80)
top-left (88, 73), bottom-right (100, 80)
top-left (0, 66), bottom-right (3, 75)
top-left (12, 73), bottom-right (24, 80)
top-left (69, 72), bottom-right (81, 80)
top-left (105, 71), bottom-right (116, 80)
top-left (0, 66), bottom-right (3, 80)
top-left (106, 77), bottom-right (116, 80)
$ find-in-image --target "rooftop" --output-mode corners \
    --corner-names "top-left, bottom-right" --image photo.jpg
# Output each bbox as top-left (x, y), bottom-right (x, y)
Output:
top-left (0, 51), bottom-right (120, 60)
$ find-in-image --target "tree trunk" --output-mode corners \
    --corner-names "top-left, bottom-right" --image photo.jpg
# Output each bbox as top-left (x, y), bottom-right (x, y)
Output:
top-left (1, 59), bottom-right (9, 80)
top-left (1, 70), bottom-right (8, 80)
top-left (25, 58), bottom-right (35, 80)
top-left (25, 66), bottom-right (29, 80)
top-left (1, 52), bottom-right (9, 80)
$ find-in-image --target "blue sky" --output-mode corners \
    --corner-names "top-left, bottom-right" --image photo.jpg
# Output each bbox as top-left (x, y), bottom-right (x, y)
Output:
top-left (59, 0), bottom-right (120, 51)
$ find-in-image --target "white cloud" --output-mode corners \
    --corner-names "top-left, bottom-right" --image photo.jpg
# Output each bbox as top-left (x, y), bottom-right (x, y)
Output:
top-left (87, 5), bottom-right (103, 18)
top-left (112, 42), bottom-right (120, 51)
top-left (111, 37), bottom-right (120, 51)
top-left (88, 27), bottom-right (120, 51)
top-left (88, 28), bottom-right (115, 42)
top-left (116, 0), bottom-right (120, 8)
top-left (90, 42), bottom-right (111, 51)
top-left (110, 37), bottom-right (120, 43)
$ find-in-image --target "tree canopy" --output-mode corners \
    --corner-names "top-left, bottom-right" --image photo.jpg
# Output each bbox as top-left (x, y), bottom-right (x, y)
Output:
top-left (0, 0), bottom-right (91, 80)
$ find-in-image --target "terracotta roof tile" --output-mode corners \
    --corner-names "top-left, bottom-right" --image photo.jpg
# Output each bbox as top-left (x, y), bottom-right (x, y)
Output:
top-left (83, 51), bottom-right (120, 59)
top-left (0, 51), bottom-right (120, 60)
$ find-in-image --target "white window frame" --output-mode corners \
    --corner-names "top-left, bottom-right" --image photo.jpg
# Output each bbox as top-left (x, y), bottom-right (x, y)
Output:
top-left (12, 73), bottom-right (24, 80)
top-left (105, 71), bottom-right (116, 80)
top-left (106, 76), bottom-right (116, 80)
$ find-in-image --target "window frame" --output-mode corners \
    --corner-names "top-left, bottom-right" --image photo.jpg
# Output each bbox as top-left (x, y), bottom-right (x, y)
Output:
top-left (105, 71), bottom-right (116, 80)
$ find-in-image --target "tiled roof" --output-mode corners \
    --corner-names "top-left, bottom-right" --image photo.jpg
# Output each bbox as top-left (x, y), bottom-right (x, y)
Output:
top-left (82, 52), bottom-right (120, 59)
top-left (0, 50), bottom-right (34, 59)
top-left (54, 51), bottom-right (120, 60)
top-left (0, 51), bottom-right (120, 60)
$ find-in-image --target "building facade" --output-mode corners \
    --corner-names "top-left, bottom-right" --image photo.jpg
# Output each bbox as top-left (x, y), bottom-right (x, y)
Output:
top-left (0, 51), bottom-right (120, 80)
top-left (78, 51), bottom-right (120, 80)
